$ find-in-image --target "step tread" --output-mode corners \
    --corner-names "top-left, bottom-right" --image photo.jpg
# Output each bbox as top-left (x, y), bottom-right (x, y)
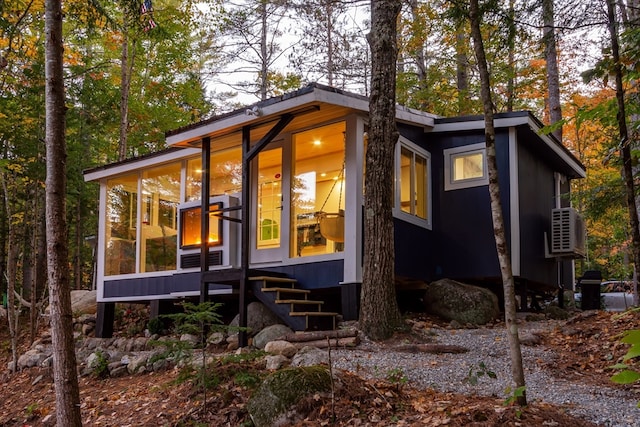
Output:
top-left (249, 276), bottom-right (297, 283)
top-left (261, 287), bottom-right (310, 294)
top-left (289, 311), bottom-right (338, 317)
top-left (275, 299), bottom-right (324, 305)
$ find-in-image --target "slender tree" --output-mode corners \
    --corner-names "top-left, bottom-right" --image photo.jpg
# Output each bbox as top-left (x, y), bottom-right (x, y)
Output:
top-left (468, 0), bottom-right (527, 405)
top-left (606, 0), bottom-right (640, 309)
top-left (44, 0), bottom-right (82, 424)
top-left (542, 0), bottom-right (562, 141)
top-left (359, 0), bottom-right (403, 341)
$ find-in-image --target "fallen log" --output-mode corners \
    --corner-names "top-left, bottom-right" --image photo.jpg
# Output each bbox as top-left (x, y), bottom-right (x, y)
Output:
top-left (280, 328), bottom-right (358, 343)
top-left (291, 336), bottom-right (359, 350)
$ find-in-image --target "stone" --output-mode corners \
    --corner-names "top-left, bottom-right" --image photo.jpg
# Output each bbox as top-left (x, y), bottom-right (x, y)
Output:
top-left (82, 323), bottom-right (95, 336)
top-left (290, 346), bottom-right (329, 367)
top-left (180, 333), bottom-right (200, 347)
top-left (230, 302), bottom-right (283, 336)
top-left (76, 314), bottom-right (96, 324)
top-left (17, 349), bottom-right (50, 369)
top-left (109, 365), bottom-right (128, 377)
top-left (207, 332), bottom-right (225, 345)
top-left (423, 279), bottom-right (500, 325)
top-left (68, 289), bottom-right (97, 315)
top-left (264, 340), bottom-right (297, 358)
top-left (265, 355), bottom-right (289, 370)
top-left (127, 352), bottom-right (151, 374)
top-left (247, 366), bottom-right (331, 427)
top-left (253, 325), bottom-right (293, 350)
top-left (132, 337), bottom-right (148, 351)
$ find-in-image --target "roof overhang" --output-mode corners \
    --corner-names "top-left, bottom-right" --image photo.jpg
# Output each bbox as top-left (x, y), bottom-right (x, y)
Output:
top-left (432, 112), bottom-right (586, 179)
top-left (166, 83), bottom-right (436, 147)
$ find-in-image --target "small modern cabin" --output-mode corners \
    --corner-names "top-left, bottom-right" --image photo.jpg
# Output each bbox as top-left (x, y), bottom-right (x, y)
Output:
top-left (84, 84), bottom-right (586, 337)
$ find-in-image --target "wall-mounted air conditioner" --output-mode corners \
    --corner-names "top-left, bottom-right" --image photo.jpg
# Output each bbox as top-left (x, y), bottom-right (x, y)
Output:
top-left (550, 207), bottom-right (586, 257)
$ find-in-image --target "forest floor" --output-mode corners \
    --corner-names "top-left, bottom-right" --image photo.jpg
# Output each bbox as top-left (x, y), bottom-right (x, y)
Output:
top-left (1, 309), bottom-right (639, 426)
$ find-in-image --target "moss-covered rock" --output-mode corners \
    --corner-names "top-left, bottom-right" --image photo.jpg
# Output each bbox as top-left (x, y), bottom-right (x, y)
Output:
top-left (423, 278), bottom-right (500, 325)
top-left (247, 365), bottom-right (331, 427)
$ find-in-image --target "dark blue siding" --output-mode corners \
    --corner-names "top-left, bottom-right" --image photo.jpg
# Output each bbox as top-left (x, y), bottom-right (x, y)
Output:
top-left (259, 260), bottom-right (344, 290)
top-left (394, 219), bottom-right (433, 281)
top-left (429, 130), bottom-right (511, 282)
top-left (517, 133), bottom-right (558, 286)
top-left (103, 272), bottom-right (229, 298)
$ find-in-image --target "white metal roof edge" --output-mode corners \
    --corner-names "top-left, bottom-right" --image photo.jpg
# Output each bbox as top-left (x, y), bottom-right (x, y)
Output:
top-left (83, 147), bottom-right (200, 182)
top-left (526, 116), bottom-right (586, 179)
top-left (166, 87), bottom-right (435, 146)
top-left (431, 115), bottom-right (585, 178)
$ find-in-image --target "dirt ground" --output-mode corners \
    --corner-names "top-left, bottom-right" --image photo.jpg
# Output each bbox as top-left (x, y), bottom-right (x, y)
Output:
top-left (1, 309), bottom-right (639, 426)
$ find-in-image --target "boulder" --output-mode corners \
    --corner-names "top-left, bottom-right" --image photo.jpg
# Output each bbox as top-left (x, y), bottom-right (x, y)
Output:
top-left (17, 349), bottom-right (50, 369)
top-left (265, 355), bottom-right (289, 370)
top-left (423, 279), bottom-right (500, 325)
top-left (253, 325), bottom-right (293, 350)
top-left (247, 366), bottom-right (331, 427)
top-left (290, 346), bottom-right (329, 367)
top-left (70, 290), bottom-right (97, 315)
top-left (264, 340), bottom-right (297, 358)
top-left (127, 352), bottom-right (152, 374)
top-left (230, 302), bottom-right (283, 336)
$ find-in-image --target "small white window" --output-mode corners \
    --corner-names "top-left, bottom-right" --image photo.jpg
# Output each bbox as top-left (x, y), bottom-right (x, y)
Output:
top-left (444, 143), bottom-right (489, 191)
top-left (393, 138), bottom-right (431, 229)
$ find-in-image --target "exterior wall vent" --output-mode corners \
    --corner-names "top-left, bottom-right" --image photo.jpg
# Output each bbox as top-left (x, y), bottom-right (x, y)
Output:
top-left (551, 207), bottom-right (586, 257)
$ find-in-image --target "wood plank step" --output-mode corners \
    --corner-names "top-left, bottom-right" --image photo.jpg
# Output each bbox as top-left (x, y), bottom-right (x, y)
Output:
top-left (261, 287), bottom-right (310, 295)
top-left (289, 311), bottom-right (338, 317)
top-left (275, 299), bottom-right (324, 305)
top-left (250, 276), bottom-right (297, 283)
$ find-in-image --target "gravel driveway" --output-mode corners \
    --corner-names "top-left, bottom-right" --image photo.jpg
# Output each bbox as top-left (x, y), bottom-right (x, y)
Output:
top-left (331, 320), bottom-right (640, 427)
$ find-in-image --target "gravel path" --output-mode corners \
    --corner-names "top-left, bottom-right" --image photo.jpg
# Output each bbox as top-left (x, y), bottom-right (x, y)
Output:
top-left (331, 321), bottom-right (640, 427)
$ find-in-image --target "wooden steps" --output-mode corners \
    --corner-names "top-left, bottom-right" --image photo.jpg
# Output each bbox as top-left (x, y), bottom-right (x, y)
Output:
top-left (249, 275), bottom-right (337, 331)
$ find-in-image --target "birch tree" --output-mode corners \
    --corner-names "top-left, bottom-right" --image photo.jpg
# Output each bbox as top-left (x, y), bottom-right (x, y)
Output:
top-left (45, 0), bottom-right (82, 424)
top-left (542, 0), bottom-right (563, 141)
top-left (359, 0), bottom-right (403, 341)
top-left (468, 0), bottom-right (527, 405)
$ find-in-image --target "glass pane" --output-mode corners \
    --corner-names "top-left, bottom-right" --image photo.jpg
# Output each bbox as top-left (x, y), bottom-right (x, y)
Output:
top-left (105, 174), bottom-right (138, 276)
top-left (414, 154), bottom-right (427, 218)
top-left (186, 147), bottom-right (242, 202)
top-left (180, 205), bottom-right (220, 247)
top-left (141, 163), bottom-right (180, 272)
top-left (400, 147), bottom-right (412, 214)
top-left (453, 152), bottom-right (484, 181)
top-left (257, 148), bottom-right (282, 249)
top-left (292, 122), bottom-right (346, 257)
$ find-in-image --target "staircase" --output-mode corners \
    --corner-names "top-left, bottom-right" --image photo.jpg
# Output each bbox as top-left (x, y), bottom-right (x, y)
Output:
top-left (249, 276), bottom-right (337, 331)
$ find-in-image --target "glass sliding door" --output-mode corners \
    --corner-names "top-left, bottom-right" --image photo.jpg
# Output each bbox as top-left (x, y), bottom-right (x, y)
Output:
top-left (256, 146), bottom-right (283, 252)
top-left (291, 121), bottom-right (346, 258)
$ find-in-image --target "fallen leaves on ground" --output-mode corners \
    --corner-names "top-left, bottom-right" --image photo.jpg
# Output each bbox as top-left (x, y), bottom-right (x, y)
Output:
top-left (2, 310), bottom-right (638, 426)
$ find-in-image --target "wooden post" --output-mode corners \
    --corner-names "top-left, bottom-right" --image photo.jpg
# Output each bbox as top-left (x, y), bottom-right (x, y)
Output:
top-left (239, 126), bottom-right (251, 348)
top-left (200, 136), bottom-right (211, 303)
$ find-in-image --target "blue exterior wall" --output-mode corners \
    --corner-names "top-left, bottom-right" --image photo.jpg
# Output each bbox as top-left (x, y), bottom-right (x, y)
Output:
top-left (428, 129), bottom-right (512, 283)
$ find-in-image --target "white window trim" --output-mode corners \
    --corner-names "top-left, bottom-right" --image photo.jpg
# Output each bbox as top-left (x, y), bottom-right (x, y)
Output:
top-left (444, 142), bottom-right (489, 191)
top-left (393, 137), bottom-right (432, 230)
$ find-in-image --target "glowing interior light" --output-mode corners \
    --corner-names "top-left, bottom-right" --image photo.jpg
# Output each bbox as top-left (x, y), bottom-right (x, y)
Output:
top-left (320, 173), bottom-right (327, 177)
top-left (313, 139), bottom-right (321, 146)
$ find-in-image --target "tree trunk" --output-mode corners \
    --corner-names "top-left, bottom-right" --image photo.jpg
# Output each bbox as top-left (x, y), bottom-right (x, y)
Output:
top-left (259, 1), bottom-right (268, 101)
top-left (119, 26), bottom-right (132, 161)
top-left (505, 0), bottom-right (515, 112)
top-left (455, 27), bottom-right (470, 115)
top-left (543, 0), bottom-right (562, 141)
top-left (359, 0), bottom-right (403, 341)
top-left (606, 0), bottom-right (640, 310)
top-left (44, 1), bottom-right (82, 425)
top-left (1, 175), bottom-right (19, 373)
top-left (469, 0), bottom-right (527, 406)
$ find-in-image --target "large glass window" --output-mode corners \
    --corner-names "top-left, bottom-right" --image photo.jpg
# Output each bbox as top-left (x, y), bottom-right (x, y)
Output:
top-left (140, 162), bottom-right (181, 272)
top-left (395, 139), bottom-right (431, 226)
top-left (291, 122), bottom-right (346, 257)
top-left (443, 143), bottom-right (488, 191)
top-left (257, 147), bottom-right (282, 249)
top-left (105, 174), bottom-right (138, 276)
top-left (186, 146), bottom-right (242, 202)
